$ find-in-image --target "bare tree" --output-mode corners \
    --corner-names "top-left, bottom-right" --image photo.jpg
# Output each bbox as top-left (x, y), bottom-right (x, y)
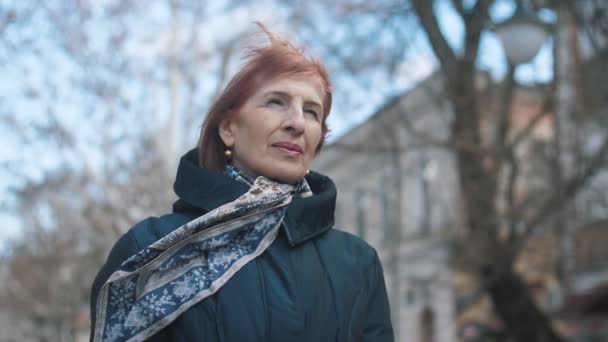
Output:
top-left (0, 135), bottom-right (176, 339)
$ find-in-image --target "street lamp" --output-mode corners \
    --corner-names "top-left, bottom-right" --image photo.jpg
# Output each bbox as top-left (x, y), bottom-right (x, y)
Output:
top-left (493, 0), bottom-right (552, 65)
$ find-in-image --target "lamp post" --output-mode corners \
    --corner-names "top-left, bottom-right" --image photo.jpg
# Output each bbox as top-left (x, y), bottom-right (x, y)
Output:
top-left (493, 0), bottom-right (552, 65)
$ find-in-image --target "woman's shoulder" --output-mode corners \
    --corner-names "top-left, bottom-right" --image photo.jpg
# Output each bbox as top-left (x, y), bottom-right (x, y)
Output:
top-left (102, 212), bottom-right (196, 268)
top-left (91, 214), bottom-right (195, 291)
top-left (90, 213), bottom-right (197, 322)
top-left (126, 213), bottom-right (196, 250)
top-left (315, 228), bottom-right (380, 269)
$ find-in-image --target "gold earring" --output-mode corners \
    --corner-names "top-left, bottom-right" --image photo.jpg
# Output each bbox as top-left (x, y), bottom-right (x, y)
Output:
top-left (305, 169), bottom-right (310, 176)
top-left (224, 148), bottom-right (232, 159)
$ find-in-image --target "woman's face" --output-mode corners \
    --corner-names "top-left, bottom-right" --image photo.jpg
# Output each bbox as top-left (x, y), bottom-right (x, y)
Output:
top-left (219, 76), bottom-right (325, 184)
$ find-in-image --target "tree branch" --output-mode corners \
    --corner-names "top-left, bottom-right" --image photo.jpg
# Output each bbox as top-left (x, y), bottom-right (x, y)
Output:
top-left (496, 63), bottom-right (516, 151)
top-left (210, 36), bottom-right (240, 101)
top-left (507, 98), bottom-right (552, 150)
top-left (412, 0), bottom-right (456, 67)
top-left (515, 135), bottom-right (608, 246)
top-left (506, 149), bottom-right (520, 242)
top-left (463, 0), bottom-right (492, 63)
top-left (450, 0), bottom-right (467, 18)
top-left (505, 77), bottom-right (553, 151)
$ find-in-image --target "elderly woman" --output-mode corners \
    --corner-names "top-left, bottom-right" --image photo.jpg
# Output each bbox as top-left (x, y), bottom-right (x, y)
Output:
top-left (90, 27), bottom-right (393, 342)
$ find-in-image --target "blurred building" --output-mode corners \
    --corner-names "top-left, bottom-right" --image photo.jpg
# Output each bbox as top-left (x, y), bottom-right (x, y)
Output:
top-left (313, 72), bottom-right (544, 341)
top-left (314, 41), bottom-right (607, 340)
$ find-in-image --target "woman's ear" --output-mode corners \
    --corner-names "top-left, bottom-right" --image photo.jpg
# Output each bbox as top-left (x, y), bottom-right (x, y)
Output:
top-left (218, 118), bottom-right (236, 147)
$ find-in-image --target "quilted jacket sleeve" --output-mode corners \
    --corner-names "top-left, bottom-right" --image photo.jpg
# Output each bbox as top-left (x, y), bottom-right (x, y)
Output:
top-left (89, 219), bottom-right (172, 342)
top-left (362, 252), bottom-right (394, 342)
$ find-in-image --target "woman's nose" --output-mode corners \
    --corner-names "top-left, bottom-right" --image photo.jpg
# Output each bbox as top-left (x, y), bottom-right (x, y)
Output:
top-left (283, 105), bottom-right (306, 134)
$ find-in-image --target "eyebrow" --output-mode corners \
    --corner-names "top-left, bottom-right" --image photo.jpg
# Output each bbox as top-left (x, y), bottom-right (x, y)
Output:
top-left (265, 91), bottom-right (323, 110)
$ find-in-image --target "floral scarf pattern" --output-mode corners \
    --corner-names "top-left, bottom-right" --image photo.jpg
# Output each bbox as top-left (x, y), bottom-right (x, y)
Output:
top-left (93, 166), bottom-right (311, 342)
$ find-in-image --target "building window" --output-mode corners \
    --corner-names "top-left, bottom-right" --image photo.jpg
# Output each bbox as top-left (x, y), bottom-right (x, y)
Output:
top-left (419, 156), bottom-right (434, 236)
top-left (381, 185), bottom-right (390, 243)
top-left (405, 288), bottom-right (416, 306)
top-left (355, 189), bottom-right (366, 240)
top-left (419, 306), bottom-right (436, 342)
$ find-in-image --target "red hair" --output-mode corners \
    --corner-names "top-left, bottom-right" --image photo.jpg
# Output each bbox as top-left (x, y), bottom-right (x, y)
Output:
top-left (198, 24), bottom-right (332, 171)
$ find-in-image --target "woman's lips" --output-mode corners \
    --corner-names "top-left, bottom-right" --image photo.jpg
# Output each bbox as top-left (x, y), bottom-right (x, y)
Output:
top-left (272, 142), bottom-right (303, 156)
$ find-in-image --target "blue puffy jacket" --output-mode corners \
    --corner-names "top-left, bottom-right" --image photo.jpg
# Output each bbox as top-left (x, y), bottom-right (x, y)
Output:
top-left (90, 149), bottom-right (394, 341)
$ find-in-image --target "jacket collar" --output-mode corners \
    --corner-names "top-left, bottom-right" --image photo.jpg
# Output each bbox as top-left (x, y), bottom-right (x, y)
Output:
top-left (172, 149), bottom-right (336, 247)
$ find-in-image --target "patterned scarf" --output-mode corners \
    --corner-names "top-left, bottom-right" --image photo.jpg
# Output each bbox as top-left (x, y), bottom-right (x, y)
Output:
top-left (93, 166), bottom-right (312, 342)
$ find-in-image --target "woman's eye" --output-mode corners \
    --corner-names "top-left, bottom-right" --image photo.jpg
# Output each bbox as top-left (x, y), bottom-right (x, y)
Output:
top-left (305, 109), bottom-right (319, 120)
top-left (267, 98), bottom-right (284, 106)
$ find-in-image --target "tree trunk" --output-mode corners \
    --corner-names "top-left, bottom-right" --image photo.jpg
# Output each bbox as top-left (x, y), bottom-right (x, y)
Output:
top-left (448, 63), bottom-right (565, 342)
top-left (452, 106), bottom-right (566, 341)
top-left (485, 266), bottom-right (565, 342)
